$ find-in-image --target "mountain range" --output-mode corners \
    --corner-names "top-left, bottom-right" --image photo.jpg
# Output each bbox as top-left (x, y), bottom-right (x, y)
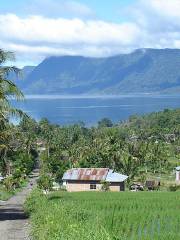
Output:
top-left (14, 48), bottom-right (180, 95)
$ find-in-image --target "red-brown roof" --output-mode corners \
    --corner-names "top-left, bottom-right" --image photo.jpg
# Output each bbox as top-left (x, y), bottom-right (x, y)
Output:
top-left (63, 168), bottom-right (109, 181)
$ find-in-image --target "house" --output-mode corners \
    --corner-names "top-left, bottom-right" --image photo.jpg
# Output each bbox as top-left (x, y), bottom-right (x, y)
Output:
top-left (164, 134), bottom-right (176, 143)
top-left (0, 175), bottom-right (4, 182)
top-left (175, 166), bottom-right (180, 182)
top-left (36, 139), bottom-right (46, 152)
top-left (62, 168), bottom-right (128, 192)
top-left (145, 180), bottom-right (156, 190)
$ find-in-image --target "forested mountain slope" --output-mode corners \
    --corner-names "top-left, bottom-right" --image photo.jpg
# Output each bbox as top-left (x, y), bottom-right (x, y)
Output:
top-left (17, 49), bottom-right (180, 94)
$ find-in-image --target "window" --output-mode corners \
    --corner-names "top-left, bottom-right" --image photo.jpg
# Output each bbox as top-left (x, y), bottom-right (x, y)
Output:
top-left (90, 184), bottom-right (96, 190)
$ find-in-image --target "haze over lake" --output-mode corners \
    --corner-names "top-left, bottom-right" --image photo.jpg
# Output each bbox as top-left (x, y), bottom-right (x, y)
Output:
top-left (12, 94), bottom-right (180, 126)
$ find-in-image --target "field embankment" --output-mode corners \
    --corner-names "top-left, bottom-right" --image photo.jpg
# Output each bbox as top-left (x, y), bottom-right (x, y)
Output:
top-left (25, 190), bottom-right (180, 240)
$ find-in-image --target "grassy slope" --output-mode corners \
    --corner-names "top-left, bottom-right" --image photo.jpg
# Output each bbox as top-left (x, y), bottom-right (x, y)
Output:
top-left (0, 185), bottom-right (14, 200)
top-left (0, 180), bottom-right (28, 201)
top-left (25, 190), bottom-right (180, 240)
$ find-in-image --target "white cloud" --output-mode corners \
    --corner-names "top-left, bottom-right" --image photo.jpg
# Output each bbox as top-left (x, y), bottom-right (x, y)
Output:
top-left (128, 0), bottom-right (180, 31)
top-left (147, 0), bottom-right (180, 19)
top-left (0, 14), bottom-right (140, 45)
top-left (0, 14), bottom-right (141, 65)
top-left (0, 0), bottom-right (180, 66)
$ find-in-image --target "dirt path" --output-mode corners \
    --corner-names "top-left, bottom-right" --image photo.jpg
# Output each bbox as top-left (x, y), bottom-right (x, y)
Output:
top-left (0, 169), bottom-right (38, 240)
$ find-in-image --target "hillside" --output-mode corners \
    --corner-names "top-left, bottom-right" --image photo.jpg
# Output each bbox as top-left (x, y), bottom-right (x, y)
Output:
top-left (17, 49), bottom-right (180, 94)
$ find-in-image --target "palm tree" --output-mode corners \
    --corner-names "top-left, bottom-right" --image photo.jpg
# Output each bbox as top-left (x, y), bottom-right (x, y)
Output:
top-left (0, 49), bottom-right (24, 175)
top-left (0, 49), bottom-right (24, 118)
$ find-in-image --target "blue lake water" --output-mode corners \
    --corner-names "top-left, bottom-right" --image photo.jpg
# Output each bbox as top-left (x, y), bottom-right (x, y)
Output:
top-left (11, 95), bottom-right (180, 126)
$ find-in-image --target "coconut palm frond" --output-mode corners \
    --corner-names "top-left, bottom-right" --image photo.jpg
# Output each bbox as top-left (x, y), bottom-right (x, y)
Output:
top-left (0, 66), bottom-right (20, 76)
top-left (8, 107), bottom-right (28, 118)
top-left (0, 49), bottom-right (25, 120)
top-left (0, 49), bottom-right (15, 64)
top-left (0, 77), bottom-right (24, 100)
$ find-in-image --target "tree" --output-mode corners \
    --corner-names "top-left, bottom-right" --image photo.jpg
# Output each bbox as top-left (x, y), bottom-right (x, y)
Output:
top-left (19, 116), bottom-right (38, 156)
top-left (98, 118), bottom-right (113, 128)
top-left (37, 174), bottom-right (53, 194)
top-left (118, 150), bottom-right (139, 182)
top-left (0, 49), bottom-right (25, 175)
top-left (0, 49), bottom-right (24, 117)
top-left (39, 118), bottom-right (53, 157)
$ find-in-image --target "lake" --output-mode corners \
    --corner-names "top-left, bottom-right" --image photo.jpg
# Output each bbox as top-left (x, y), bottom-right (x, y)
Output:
top-left (11, 94), bottom-right (180, 126)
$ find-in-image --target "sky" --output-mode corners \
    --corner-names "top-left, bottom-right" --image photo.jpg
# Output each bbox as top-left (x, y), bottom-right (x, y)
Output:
top-left (0, 0), bottom-right (180, 67)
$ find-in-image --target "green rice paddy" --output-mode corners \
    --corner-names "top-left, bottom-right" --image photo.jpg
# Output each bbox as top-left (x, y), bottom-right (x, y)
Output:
top-left (25, 190), bottom-right (180, 240)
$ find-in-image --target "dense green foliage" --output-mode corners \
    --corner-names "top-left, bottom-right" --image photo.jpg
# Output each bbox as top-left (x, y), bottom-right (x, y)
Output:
top-left (1, 89), bottom-right (180, 193)
top-left (37, 174), bottom-right (53, 193)
top-left (25, 190), bottom-right (180, 240)
top-left (15, 49), bottom-right (180, 94)
top-left (0, 49), bottom-right (36, 198)
top-left (31, 108), bottom-right (180, 184)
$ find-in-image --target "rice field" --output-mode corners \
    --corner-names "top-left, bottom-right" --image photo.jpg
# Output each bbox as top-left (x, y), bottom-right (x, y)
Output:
top-left (25, 190), bottom-right (180, 240)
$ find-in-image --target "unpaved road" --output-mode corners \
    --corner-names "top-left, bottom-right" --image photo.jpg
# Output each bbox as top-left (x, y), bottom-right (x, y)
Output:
top-left (0, 170), bottom-right (38, 240)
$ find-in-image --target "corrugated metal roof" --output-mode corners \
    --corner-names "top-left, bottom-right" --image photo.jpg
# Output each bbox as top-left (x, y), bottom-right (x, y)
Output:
top-left (62, 168), bottom-right (128, 182)
top-left (106, 170), bottom-right (128, 182)
top-left (62, 168), bottom-right (109, 181)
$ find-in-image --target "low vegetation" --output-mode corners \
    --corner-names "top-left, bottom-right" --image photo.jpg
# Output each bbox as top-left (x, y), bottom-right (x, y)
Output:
top-left (25, 190), bottom-right (180, 240)
top-left (0, 179), bottom-right (27, 200)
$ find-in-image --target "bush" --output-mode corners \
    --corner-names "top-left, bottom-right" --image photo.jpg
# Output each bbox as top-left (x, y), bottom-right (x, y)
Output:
top-left (101, 180), bottom-right (110, 191)
top-left (168, 184), bottom-right (180, 192)
top-left (3, 176), bottom-right (14, 191)
top-left (12, 152), bottom-right (36, 175)
top-left (37, 174), bottom-right (53, 193)
top-left (13, 168), bottom-right (22, 179)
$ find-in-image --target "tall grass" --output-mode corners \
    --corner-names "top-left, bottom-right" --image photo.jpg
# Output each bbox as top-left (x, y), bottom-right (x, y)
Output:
top-left (25, 190), bottom-right (180, 240)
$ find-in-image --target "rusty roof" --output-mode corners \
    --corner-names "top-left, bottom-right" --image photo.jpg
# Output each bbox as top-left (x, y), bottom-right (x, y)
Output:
top-left (62, 168), bottom-right (109, 181)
